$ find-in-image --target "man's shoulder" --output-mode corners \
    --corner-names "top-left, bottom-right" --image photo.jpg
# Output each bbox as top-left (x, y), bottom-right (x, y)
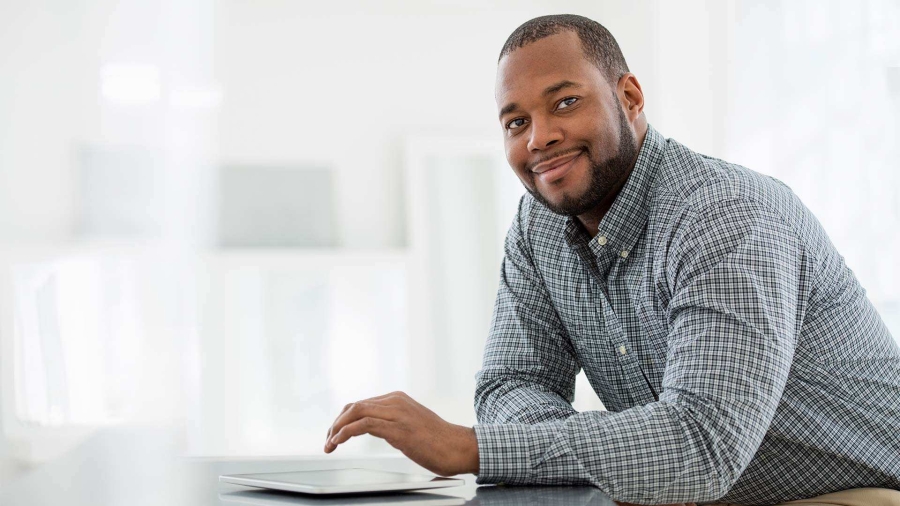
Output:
top-left (654, 138), bottom-right (789, 212)
top-left (650, 137), bottom-right (801, 227)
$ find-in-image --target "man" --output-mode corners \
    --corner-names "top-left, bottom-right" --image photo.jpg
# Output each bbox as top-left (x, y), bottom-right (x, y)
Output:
top-left (324, 14), bottom-right (900, 506)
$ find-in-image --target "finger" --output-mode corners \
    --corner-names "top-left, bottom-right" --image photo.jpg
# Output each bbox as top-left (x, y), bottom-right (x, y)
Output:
top-left (363, 391), bottom-right (410, 403)
top-left (328, 401), bottom-right (398, 445)
top-left (325, 392), bottom-right (405, 443)
top-left (358, 391), bottom-right (406, 407)
top-left (326, 417), bottom-right (394, 452)
top-left (326, 402), bottom-right (355, 443)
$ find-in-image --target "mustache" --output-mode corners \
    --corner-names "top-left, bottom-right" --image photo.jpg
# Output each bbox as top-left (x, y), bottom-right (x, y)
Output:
top-left (525, 147), bottom-right (587, 172)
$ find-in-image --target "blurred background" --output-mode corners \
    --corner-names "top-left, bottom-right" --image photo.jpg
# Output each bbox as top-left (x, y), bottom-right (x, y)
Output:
top-left (0, 0), bottom-right (898, 490)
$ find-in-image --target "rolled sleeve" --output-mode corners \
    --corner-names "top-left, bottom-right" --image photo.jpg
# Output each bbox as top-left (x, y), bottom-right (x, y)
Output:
top-left (473, 423), bottom-right (534, 484)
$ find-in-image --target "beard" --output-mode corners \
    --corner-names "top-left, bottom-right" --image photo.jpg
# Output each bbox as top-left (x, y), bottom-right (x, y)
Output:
top-left (526, 99), bottom-right (638, 217)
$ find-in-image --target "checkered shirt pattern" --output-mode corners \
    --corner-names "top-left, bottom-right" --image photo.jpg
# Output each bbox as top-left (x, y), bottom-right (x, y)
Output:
top-left (473, 126), bottom-right (900, 505)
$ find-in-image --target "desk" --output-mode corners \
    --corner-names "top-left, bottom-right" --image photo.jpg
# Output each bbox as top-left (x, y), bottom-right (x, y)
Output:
top-left (0, 428), bottom-right (617, 505)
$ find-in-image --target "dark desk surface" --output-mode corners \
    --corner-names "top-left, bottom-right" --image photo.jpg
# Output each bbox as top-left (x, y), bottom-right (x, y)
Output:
top-left (0, 428), bottom-right (617, 506)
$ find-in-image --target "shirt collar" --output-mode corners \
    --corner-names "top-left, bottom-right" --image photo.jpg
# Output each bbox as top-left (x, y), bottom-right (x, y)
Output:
top-left (564, 125), bottom-right (666, 257)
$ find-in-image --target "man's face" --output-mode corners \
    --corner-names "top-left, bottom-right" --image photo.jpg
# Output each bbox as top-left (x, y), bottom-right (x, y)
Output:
top-left (496, 31), bottom-right (637, 216)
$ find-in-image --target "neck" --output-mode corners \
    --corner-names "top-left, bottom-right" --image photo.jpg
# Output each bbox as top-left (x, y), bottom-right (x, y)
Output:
top-left (576, 120), bottom-right (648, 237)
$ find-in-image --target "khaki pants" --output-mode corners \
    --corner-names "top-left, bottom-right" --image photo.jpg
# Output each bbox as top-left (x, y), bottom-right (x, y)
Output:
top-left (717, 487), bottom-right (900, 506)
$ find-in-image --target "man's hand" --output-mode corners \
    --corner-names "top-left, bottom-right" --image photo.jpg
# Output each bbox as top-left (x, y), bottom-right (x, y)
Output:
top-left (324, 391), bottom-right (479, 477)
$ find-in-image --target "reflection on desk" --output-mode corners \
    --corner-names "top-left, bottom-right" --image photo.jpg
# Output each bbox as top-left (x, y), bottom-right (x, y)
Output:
top-left (220, 489), bottom-right (466, 506)
top-left (474, 485), bottom-right (616, 506)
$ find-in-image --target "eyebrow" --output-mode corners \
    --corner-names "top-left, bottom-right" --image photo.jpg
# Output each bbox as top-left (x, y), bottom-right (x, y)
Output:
top-left (498, 80), bottom-right (583, 120)
top-left (543, 80), bottom-right (581, 96)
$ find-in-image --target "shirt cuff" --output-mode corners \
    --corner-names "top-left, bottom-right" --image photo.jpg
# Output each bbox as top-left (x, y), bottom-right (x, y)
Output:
top-left (473, 423), bottom-right (535, 484)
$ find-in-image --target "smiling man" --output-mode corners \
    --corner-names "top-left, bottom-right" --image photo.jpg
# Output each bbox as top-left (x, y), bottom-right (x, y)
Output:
top-left (324, 14), bottom-right (900, 506)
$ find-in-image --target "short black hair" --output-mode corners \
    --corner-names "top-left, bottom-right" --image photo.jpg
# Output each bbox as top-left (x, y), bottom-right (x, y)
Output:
top-left (499, 14), bottom-right (630, 84)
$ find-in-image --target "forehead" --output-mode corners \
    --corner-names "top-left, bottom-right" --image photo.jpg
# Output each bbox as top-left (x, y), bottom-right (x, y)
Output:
top-left (495, 30), bottom-right (606, 104)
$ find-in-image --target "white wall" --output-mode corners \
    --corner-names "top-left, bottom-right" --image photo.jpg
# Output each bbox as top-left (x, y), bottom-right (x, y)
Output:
top-left (212, 0), bottom-right (683, 249)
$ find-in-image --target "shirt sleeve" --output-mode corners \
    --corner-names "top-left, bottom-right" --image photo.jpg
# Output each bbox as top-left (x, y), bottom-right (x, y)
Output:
top-left (472, 196), bottom-right (807, 504)
top-left (473, 196), bottom-right (582, 453)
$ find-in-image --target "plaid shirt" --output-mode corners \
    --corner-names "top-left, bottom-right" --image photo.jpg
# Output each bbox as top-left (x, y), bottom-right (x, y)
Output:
top-left (473, 126), bottom-right (900, 505)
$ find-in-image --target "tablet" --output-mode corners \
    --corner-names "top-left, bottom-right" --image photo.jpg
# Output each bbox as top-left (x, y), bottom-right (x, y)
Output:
top-left (219, 468), bottom-right (466, 495)
top-left (219, 489), bottom-right (467, 506)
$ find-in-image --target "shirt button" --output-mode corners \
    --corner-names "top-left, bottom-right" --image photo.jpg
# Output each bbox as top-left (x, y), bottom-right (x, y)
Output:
top-left (618, 345), bottom-right (627, 355)
top-left (596, 235), bottom-right (608, 246)
top-left (620, 250), bottom-right (629, 259)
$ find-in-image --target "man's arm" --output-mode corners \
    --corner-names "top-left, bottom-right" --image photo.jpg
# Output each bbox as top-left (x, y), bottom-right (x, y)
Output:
top-left (473, 196), bottom-right (807, 505)
top-left (474, 195), bottom-right (582, 427)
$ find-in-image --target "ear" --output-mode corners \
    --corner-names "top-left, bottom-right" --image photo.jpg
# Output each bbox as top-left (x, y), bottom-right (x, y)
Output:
top-left (617, 73), bottom-right (645, 122)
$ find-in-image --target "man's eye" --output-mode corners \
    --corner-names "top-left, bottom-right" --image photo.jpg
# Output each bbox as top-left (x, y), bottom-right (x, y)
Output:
top-left (557, 97), bottom-right (578, 110)
top-left (506, 118), bottom-right (527, 130)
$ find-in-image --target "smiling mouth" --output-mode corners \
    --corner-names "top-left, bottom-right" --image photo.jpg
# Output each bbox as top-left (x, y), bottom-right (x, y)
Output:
top-left (531, 150), bottom-right (583, 174)
top-left (533, 151), bottom-right (583, 184)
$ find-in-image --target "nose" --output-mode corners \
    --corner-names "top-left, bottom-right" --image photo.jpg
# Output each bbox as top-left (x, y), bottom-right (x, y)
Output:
top-left (527, 118), bottom-right (563, 152)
